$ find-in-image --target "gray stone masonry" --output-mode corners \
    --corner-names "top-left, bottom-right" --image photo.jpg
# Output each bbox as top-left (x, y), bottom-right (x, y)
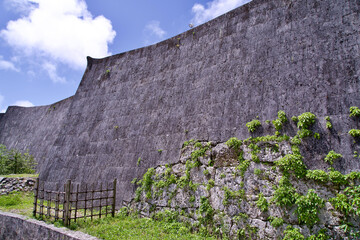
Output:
top-left (0, 211), bottom-right (99, 240)
top-left (0, 0), bottom-right (359, 206)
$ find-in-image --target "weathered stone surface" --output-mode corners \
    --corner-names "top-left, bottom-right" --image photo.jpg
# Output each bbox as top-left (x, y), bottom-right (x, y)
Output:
top-left (0, 177), bottom-right (36, 195)
top-left (0, 211), bottom-right (98, 240)
top-left (0, 0), bottom-right (359, 209)
top-left (130, 140), bottom-right (360, 239)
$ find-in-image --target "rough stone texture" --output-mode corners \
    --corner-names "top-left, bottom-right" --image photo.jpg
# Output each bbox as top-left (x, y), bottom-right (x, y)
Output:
top-left (0, 211), bottom-right (98, 240)
top-left (129, 140), bottom-right (360, 239)
top-left (0, 177), bottom-right (36, 195)
top-left (0, 0), bottom-right (359, 206)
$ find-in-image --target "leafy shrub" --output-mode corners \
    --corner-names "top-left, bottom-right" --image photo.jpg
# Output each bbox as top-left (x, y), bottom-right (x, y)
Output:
top-left (349, 106), bottom-right (360, 117)
top-left (272, 176), bottom-right (296, 207)
top-left (306, 170), bottom-right (329, 183)
top-left (295, 189), bottom-right (325, 227)
top-left (306, 229), bottom-right (330, 240)
top-left (236, 160), bottom-right (250, 177)
top-left (225, 137), bottom-right (242, 150)
top-left (246, 119), bottom-right (261, 133)
top-left (325, 116), bottom-right (332, 129)
top-left (328, 170), bottom-right (347, 185)
top-left (324, 150), bottom-right (342, 165)
top-left (256, 193), bottom-right (268, 212)
top-left (272, 110), bottom-right (288, 131)
top-left (283, 226), bottom-right (305, 240)
top-left (349, 129), bottom-right (360, 138)
top-left (297, 112), bottom-right (316, 129)
top-left (0, 145), bottom-right (36, 175)
top-left (275, 153), bottom-right (307, 178)
top-left (268, 216), bottom-right (284, 228)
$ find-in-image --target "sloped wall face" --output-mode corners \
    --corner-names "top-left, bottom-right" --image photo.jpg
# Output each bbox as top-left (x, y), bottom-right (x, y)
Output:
top-left (0, 0), bottom-right (359, 205)
top-left (0, 97), bottom-right (73, 168)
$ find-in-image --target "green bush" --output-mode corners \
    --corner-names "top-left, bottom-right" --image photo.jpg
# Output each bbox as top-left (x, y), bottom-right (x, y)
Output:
top-left (349, 106), bottom-right (360, 117)
top-left (256, 193), bottom-right (268, 212)
top-left (306, 170), bottom-right (329, 183)
top-left (275, 153), bottom-right (307, 178)
top-left (225, 137), bottom-right (242, 150)
top-left (272, 176), bottom-right (296, 207)
top-left (295, 189), bottom-right (325, 227)
top-left (297, 112), bottom-right (316, 129)
top-left (0, 145), bottom-right (36, 175)
top-left (283, 226), bottom-right (305, 240)
top-left (268, 216), bottom-right (284, 228)
top-left (246, 119), bottom-right (261, 133)
top-left (349, 129), bottom-right (360, 138)
top-left (324, 150), bottom-right (342, 165)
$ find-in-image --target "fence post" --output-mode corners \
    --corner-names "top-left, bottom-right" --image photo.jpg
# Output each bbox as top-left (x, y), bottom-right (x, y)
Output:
top-left (33, 178), bottom-right (39, 217)
top-left (112, 178), bottom-right (117, 217)
top-left (64, 179), bottom-right (71, 227)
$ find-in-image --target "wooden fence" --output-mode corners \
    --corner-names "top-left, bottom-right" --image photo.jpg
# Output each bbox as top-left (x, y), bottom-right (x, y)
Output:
top-left (33, 178), bottom-right (117, 226)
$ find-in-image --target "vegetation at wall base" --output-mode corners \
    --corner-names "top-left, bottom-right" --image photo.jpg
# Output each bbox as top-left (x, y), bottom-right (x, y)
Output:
top-left (0, 191), bottom-right (34, 216)
top-left (0, 145), bottom-right (37, 175)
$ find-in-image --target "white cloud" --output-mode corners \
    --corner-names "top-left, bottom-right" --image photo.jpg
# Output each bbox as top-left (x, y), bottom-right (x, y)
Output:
top-left (0, 56), bottom-right (19, 72)
top-left (144, 21), bottom-right (166, 39)
top-left (1, 0), bottom-right (116, 69)
top-left (13, 100), bottom-right (34, 107)
top-left (42, 62), bottom-right (66, 83)
top-left (192, 0), bottom-right (251, 25)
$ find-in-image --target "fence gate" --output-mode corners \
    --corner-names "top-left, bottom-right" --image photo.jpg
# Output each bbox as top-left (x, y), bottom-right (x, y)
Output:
top-left (33, 178), bottom-right (117, 226)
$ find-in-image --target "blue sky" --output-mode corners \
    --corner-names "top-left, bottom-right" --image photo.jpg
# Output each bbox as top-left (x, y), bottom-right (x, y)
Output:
top-left (0, 0), bottom-right (250, 112)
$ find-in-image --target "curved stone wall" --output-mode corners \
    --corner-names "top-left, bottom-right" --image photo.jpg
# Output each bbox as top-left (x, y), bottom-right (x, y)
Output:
top-left (0, 0), bottom-right (359, 205)
top-left (0, 211), bottom-right (98, 240)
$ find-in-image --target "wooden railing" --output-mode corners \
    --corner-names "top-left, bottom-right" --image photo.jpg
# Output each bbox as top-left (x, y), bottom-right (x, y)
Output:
top-left (33, 178), bottom-right (117, 226)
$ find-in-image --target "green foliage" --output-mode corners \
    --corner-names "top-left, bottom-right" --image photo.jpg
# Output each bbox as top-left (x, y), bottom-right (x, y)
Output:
top-left (268, 216), bottom-right (284, 228)
top-left (276, 153), bottom-right (307, 178)
top-left (137, 157), bottom-right (141, 166)
top-left (272, 176), bottom-right (296, 207)
top-left (0, 191), bottom-right (34, 217)
top-left (295, 189), bottom-right (325, 227)
top-left (157, 149), bottom-right (163, 153)
top-left (297, 112), bottom-right (316, 129)
top-left (135, 168), bottom-right (155, 201)
top-left (291, 116), bottom-right (298, 122)
top-left (191, 142), bottom-right (210, 163)
top-left (297, 129), bottom-right (312, 139)
top-left (183, 139), bottom-right (196, 147)
top-left (330, 185), bottom-right (360, 217)
top-left (313, 132), bottom-right (320, 139)
top-left (349, 106), bottom-right (360, 117)
top-left (254, 168), bottom-right (262, 176)
top-left (306, 170), bottom-right (329, 183)
top-left (206, 179), bottom-right (215, 191)
top-left (349, 129), bottom-right (360, 138)
top-left (325, 116), bottom-right (332, 129)
top-left (272, 110), bottom-right (288, 130)
top-left (0, 145), bottom-right (36, 175)
top-left (306, 229), bottom-right (330, 240)
top-left (291, 135), bottom-right (301, 145)
top-left (222, 187), bottom-right (245, 206)
top-left (225, 137), bottom-right (242, 150)
top-left (328, 170), bottom-right (347, 185)
top-left (246, 119), bottom-right (261, 133)
top-left (283, 226), bottom-right (305, 240)
top-left (75, 209), bottom-right (215, 240)
top-left (220, 173), bottom-right (226, 179)
top-left (324, 150), bottom-right (342, 165)
top-left (236, 160), bottom-right (250, 177)
top-left (256, 193), bottom-right (268, 212)
top-left (199, 196), bottom-right (214, 227)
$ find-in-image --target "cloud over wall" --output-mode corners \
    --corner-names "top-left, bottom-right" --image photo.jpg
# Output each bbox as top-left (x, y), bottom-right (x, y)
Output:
top-left (0, 0), bottom-right (116, 69)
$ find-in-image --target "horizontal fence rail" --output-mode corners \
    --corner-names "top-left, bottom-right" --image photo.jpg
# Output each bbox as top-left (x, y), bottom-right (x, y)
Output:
top-left (33, 178), bottom-right (117, 226)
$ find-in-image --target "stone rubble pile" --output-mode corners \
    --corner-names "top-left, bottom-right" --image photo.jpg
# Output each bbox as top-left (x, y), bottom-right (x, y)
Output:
top-left (0, 177), bottom-right (36, 195)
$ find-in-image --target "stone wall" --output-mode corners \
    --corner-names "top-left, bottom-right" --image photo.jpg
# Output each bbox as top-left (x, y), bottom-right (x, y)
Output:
top-left (0, 211), bottom-right (98, 240)
top-left (129, 135), bottom-right (360, 239)
top-left (0, 0), bottom-right (359, 206)
top-left (0, 177), bottom-right (35, 195)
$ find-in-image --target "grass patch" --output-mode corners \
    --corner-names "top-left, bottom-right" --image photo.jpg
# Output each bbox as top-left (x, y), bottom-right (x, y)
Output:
top-left (0, 191), bottom-right (34, 216)
top-left (75, 211), bottom-right (216, 240)
top-left (0, 173), bottom-right (39, 178)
